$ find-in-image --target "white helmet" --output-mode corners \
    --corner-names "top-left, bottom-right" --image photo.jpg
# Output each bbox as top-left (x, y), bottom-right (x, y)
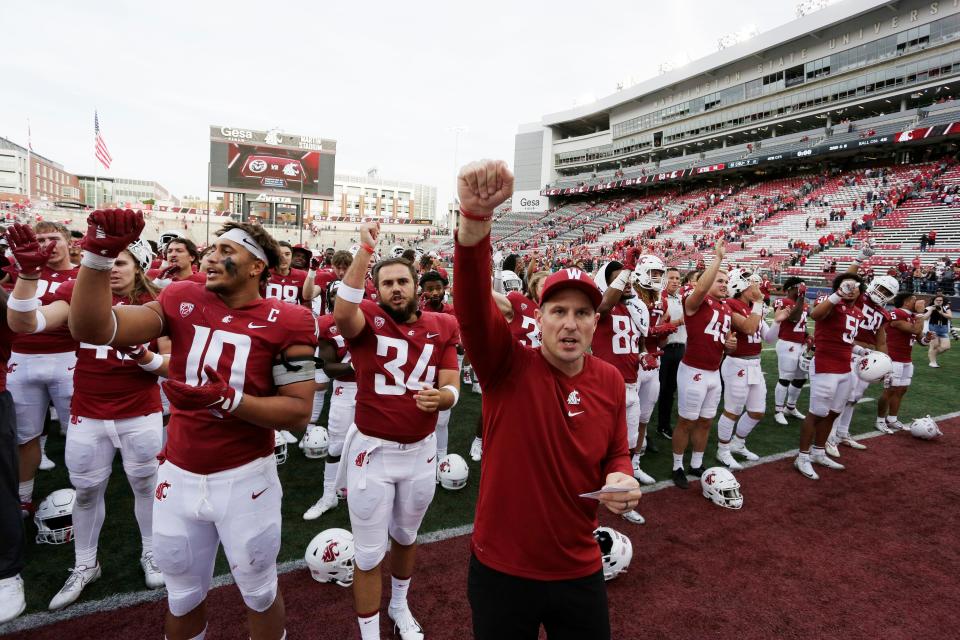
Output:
top-left (302, 426), bottom-right (329, 459)
top-left (390, 245), bottom-right (405, 258)
top-left (126, 238), bottom-right (154, 271)
top-left (35, 488), bottom-right (76, 544)
top-left (701, 467), bottom-right (743, 509)
top-left (856, 350), bottom-right (892, 382)
top-left (866, 275), bottom-right (899, 306)
top-left (727, 268), bottom-right (761, 297)
top-left (593, 526), bottom-right (632, 581)
top-left (501, 270), bottom-right (523, 293)
top-left (274, 431), bottom-right (288, 465)
top-left (799, 350), bottom-right (814, 372)
top-left (438, 454), bottom-right (469, 490)
top-left (158, 230), bottom-right (182, 252)
top-left (633, 256), bottom-right (666, 291)
top-left (326, 280), bottom-right (342, 314)
top-left (305, 528), bottom-right (355, 587)
top-left (909, 415), bottom-right (943, 440)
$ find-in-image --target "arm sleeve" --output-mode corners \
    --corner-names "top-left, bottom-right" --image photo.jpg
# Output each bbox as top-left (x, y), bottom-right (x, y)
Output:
top-left (601, 380), bottom-right (633, 478)
top-left (439, 317), bottom-right (459, 370)
top-left (454, 232), bottom-right (519, 388)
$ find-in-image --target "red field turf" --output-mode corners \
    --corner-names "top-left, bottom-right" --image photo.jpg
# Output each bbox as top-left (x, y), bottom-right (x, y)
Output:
top-left (5, 420), bottom-right (958, 640)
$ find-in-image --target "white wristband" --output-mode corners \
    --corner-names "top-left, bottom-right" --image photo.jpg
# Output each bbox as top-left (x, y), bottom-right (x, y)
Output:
top-left (609, 270), bottom-right (631, 292)
top-left (31, 309), bottom-right (47, 334)
top-left (751, 302), bottom-right (764, 315)
top-left (7, 296), bottom-right (40, 312)
top-left (827, 292), bottom-right (843, 305)
top-left (138, 352), bottom-right (164, 372)
top-left (441, 384), bottom-right (460, 407)
top-left (338, 284), bottom-right (364, 304)
top-left (81, 250), bottom-right (116, 271)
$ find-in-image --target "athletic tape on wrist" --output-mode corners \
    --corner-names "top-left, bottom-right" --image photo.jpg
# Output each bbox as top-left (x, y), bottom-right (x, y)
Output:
top-left (441, 384), bottom-right (460, 407)
top-left (337, 284), bottom-right (364, 304)
top-left (7, 296), bottom-right (40, 312)
top-left (751, 302), bottom-right (764, 315)
top-left (138, 352), bottom-right (164, 372)
top-left (31, 309), bottom-right (46, 334)
top-left (827, 292), bottom-right (842, 305)
top-left (81, 250), bottom-right (116, 271)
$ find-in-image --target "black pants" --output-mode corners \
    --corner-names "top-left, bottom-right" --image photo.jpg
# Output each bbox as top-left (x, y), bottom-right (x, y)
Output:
top-left (657, 343), bottom-right (685, 432)
top-left (467, 554), bottom-right (610, 640)
top-left (0, 391), bottom-right (24, 579)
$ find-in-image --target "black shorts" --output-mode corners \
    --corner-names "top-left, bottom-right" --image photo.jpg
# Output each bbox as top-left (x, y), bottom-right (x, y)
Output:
top-left (467, 554), bottom-right (610, 640)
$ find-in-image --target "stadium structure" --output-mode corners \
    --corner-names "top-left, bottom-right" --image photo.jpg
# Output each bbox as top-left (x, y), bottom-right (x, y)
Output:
top-left (491, 0), bottom-right (960, 288)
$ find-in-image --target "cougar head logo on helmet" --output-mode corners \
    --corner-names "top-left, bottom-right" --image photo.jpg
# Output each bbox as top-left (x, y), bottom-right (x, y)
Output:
top-left (306, 528), bottom-right (355, 587)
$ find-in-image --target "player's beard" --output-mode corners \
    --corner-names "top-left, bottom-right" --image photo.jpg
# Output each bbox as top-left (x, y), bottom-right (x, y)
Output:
top-left (379, 296), bottom-right (418, 324)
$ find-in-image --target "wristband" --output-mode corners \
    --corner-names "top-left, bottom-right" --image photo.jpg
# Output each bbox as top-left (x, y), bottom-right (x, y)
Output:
top-left (459, 208), bottom-right (492, 222)
top-left (7, 296), bottom-right (40, 312)
top-left (751, 302), bottom-right (764, 316)
top-left (16, 274), bottom-right (39, 281)
top-left (81, 250), bottom-right (116, 271)
top-left (31, 309), bottom-right (47, 334)
top-left (138, 352), bottom-right (164, 372)
top-left (359, 242), bottom-right (376, 255)
top-left (337, 284), bottom-right (365, 304)
top-left (609, 270), bottom-right (630, 292)
top-left (828, 292), bottom-right (842, 305)
top-left (441, 384), bottom-right (460, 407)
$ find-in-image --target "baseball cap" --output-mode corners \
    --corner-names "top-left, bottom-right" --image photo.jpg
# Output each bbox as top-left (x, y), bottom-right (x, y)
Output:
top-left (539, 268), bottom-right (603, 310)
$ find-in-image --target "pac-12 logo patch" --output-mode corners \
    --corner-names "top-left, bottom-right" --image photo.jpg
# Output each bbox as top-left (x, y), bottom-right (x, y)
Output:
top-left (179, 302), bottom-right (195, 318)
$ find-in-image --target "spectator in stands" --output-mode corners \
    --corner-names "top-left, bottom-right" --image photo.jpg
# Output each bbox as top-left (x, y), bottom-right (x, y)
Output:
top-left (913, 263), bottom-right (925, 294)
top-left (941, 262), bottom-right (955, 295)
top-left (928, 230), bottom-right (937, 250)
top-left (927, 294), bottom-right (953, 368)
top-left (920, 233), bottom-right (928, 252)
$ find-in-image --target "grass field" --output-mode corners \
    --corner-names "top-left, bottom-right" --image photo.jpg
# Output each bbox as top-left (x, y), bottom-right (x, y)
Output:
top-left (16, 330), bottom-right (960, 616)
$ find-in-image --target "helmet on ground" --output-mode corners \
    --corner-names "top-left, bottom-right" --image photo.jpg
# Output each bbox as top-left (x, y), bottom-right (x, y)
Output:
top-left (866, 275), bottom-right (899, 306)
top-left (909, 415), bottom-right (943, 440)
top-left (437, 454), bottom-right (469, 490)
top-left (593, 526), bottom-right (632, 581)
top-left (302, 426), bottom-right (330, 459)
top-left (633, 256), bottom-right (666, 291)
top-left (305, 528), bottom-right (355, 586)
top-left (274, 431), bottom-right (288, 465)
top-left (35, 488), bottom-right (76, 544)
top-left (856, 350), bottom-right (892, 383)
top-left (701, 467), bottom-right (743, 509)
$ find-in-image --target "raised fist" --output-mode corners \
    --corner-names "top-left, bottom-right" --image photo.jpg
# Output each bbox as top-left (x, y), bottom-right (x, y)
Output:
top-left (857, 242), bottom-right (876, 261)
top-left (310, 256), bottom-right (322, 271)
top-left (5, 223), bottom-right (53, 277)
top-left (83, 209), bottom-right (145, 258)
top-left (457, 160), bottom-right (514, 219)
top-left (838, 278), bottom-right (860, 298)
top-left (359, 222), bottom-right (380, 248)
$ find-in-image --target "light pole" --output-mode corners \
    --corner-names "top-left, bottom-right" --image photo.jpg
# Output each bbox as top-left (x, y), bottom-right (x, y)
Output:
top-left (450, 126), bottom-right (468, 228)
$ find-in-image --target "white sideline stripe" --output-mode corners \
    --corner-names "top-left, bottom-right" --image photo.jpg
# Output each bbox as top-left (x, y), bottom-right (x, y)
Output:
top-left (5, 412), bottom-right (959, 634)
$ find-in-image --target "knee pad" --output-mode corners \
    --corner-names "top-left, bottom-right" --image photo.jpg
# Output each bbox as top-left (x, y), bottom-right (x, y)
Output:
top-left (154, 533), bottom-right (194, 576)
top-left (74, 483), bottom-right (106, 509)
top-left (166, 583), bottom-right (207, 619)
top-left (127, 473), bottom-right (155, 497)
top-left (242, 523), bottom-right (281, 574)
top-left (239, 577), bottom-right (278, 613)
top-left (778, 379), bottom-right (791, 388)
top-left (126, 427), bottom-right (162, 462)
top-left (790, 379), bottom-right (806, 388)
top-left (354, 542), bottom-right (388, 572)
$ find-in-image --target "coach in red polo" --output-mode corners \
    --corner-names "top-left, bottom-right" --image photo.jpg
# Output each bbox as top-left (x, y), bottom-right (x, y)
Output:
top-left (454, 159), bottom-right (640, 640)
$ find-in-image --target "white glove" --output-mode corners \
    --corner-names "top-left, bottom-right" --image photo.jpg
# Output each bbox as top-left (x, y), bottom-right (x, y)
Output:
top-left (856, 244), bottom-right (875, 262)
top-left (839, 279), bottom-right (859, 296)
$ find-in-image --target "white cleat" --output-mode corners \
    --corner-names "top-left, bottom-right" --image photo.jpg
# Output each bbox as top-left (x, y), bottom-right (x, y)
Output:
top-left (825, 441), bottom-right (841, 458)
top-left (471, 382), bottom-right (481, 394)
top-left (794, 456), bottom-right (819, 480)
top-left (48, 564), bottom-right (101, 611)
top-left (388, 604), bottom-right (425, 640)
top-left (0, 574), bottom-right (25, 624)
top-left (886, 420), bottom-right (907, 432)
top-left (787, 407), bottom-right (806, 420)
top-left (622, 510), bottom-right (646, 525)
top-left (716, 448), bottom-right (743, 471)
top-left (730, 441), bottom-right (760, 461)
top-left (840, 437), bottom-right (867, 450)
top-left (812, 453), bottom-right (845, 470)
top-left (631, 456), bottom-right (656, 485)
top-left (469, 437), bottom-right (482, 462)
top-left (876, 421), bottom-right (896, 434)
top-left (303, 495), bottom-right (339, 520)
top-left (279, 430), bottom-right (298, 444)
top-left (39, 452), bottom-right (56, 471)
top-left (140, 551), bottom-right (164, 589)
top-left (774, 412), bottom-right (789, 426)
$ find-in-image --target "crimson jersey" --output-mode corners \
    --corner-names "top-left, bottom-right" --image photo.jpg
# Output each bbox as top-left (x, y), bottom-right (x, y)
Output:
top-left (726, 297), bottom-right (763, 357)
top-left (52, 281), bottom-right (162, 419)
top-left (591, 302), bottom-right (641, 383)
top-left (158, 281), bottom-right (317, 474)
top-left (886, 308), bottom-right (916, 363)
top-left (313, 269), bottom-right (339, 314)
top-left (345, 299), bottom-right (459, 443)
top-left (774, 297), bottom-right (808, 344)
top-left (812, 294), bottom-right (864, 374)
top-left (317, 314), bottom-right (355, 383)
top-left (12, 266), bottom-right (78, 354)
top-left (507, 291), bottom-right (540, 346)
top-left (146, 267), bottom-right (207, 284)
top-left (681, 294), bottom-right (732, 370)
top-left (644, 294), bottom-right (668, 353)
top-left (853, 294), bottom-right (889, 346)
top-left (0, 313), bottom-right (14, 392)
top-left (265, 268), bottom-right (308, 305)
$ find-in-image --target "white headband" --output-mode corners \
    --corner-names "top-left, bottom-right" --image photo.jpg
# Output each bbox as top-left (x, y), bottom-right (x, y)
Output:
top-left (219, 228), bottom-right (268, 263)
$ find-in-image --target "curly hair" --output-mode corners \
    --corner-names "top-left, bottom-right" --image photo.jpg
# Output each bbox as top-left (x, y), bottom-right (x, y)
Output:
top-left (216, 222), bottom-right (280, 284)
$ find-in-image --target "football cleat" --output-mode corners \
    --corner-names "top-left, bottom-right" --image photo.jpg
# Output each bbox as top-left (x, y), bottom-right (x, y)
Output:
top-left (657, 426), bottom-right (673, 439)
top-left (469, 437), bottom-right (483, 462)
top-left (48, 564), bottom-right (101, 611)
top-left (730, 440), bottom-right (760, 461)
top-left (387, 603), bottom-right (425, 640)
top-left (303, 495), bottom-right (338, 520)
top-left (716, 448), bottom-right (743, 471)
top-left (794, 456), bottom-right (819, 480)
top-left (140, 551), bottom-right (164, 589)
top-left (787, 407), bottom-right (806, 419)
top-left (672, 467), bottom-right (689, 489)
top-left (631, 456), bottom-right (655, 485)
top-left (279, 430), bottom-right (298, 445)
top-left (0, 574), bottom-right (25, 624)
top-left (886, 420), bottom-right (907, 432)
top-left (812, 453), bottom-right (845, 470)
top-left (774, 412), bottom-right (789, 426)
top-left (876, 421), bottom-right (896, 434)
top-left (621, 510), bottom-right (646, 525)
top-left (840, 437), bottom-right (867, 450)
top-left (39, 452), bottom-right (56, 471)
top-left (688, 465), bottom-right (706, 478)
top-left (825, 441), bottom-right (841, 458)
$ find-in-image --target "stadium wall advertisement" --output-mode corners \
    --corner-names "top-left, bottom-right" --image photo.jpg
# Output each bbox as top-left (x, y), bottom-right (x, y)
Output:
top-left (511, 190), bottom-right (547, 213)
top-left (209, 125), bottom-right (336, 200)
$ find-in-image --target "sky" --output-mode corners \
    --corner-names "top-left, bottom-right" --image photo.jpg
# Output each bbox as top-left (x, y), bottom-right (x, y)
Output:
top-left (0, 0), bottom-right (800, 218)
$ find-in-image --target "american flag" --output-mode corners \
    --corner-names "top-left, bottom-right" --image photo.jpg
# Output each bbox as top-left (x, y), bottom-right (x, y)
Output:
top-left (94, 111), bottom-right (113, 170)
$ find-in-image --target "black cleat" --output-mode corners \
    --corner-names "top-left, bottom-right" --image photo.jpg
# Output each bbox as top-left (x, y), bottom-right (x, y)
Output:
top-left (688, 465), bottom-right (705, 477)
top-left (672, 467), bottom-right (689, 489)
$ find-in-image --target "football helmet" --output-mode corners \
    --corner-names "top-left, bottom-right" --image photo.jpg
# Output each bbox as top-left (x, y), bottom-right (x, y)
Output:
top-left (326, 280), bottom-right (342, 314)
top-left (593, 526), bottom-right (632, 581)
top-left (501, 270), bottom-right (523, 293)
top-left (35, 488), bottom-right (76, 544)
top-left (909, 415), bottom-right (943, 440)
top-left (701, 467), bottom-right (743, 509)
top-left (126, 239), bottom-right (154, 272)
top-left (633, 256), bottom-right (666, 291)
top-left (856, 350), bottom-right (892, 383)
top-left (437, 454), bottom-right (469, 490)
top-left (798, 350), bottom-right (814, 372)
top-left (158, 230), bottom-right (182, 253)
top-left (390, 245), bottom-right (405, 258)
top-left (727, 268), bottom-right (761, 297)
top-left (866, 275), bottom-right (899, 306)
top-left (302, 426), bottom-right (329, 459)
top-left (274, 431), bottom-right (288, 465)
top-left (305, 528), bottom-right (355, 587)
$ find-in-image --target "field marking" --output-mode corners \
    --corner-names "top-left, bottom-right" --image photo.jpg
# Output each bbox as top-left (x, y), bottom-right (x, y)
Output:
top-left (4, 411), bottom-right (959, 635)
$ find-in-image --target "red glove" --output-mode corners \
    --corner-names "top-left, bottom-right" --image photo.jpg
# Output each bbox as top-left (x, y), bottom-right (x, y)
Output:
top-left (82, 209), bottom-right (145, 258)
top-left (5, 224), bottom-right (53, 277)
top-left (648, 322), bottom-right (678, 337)
top-left (640, 350), bottom-right (663, 371)
top-left (162, 366), bottom-right (242, 413)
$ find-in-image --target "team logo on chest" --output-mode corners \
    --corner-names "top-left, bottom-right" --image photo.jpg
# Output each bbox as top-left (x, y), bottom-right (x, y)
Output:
top-left (374, 316), bottom-right (385, 330)
top-left (179, 302), bottom-right (195, 318)
top-left (567, 390), bottom-right (581, 406)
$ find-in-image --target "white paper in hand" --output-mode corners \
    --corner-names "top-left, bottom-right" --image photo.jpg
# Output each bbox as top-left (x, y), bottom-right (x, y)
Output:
top-left (579, 485), bottom-right (634, 500)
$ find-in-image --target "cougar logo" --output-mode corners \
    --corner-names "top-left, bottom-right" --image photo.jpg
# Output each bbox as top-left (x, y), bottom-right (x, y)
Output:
top-left (155, 480), bottom-right (171, 501)
top-left (321, 541), bottom-right (339, 563)
top-left (6, 364), bottom-right (16, 374)
top-left (439, 460), bottom-right (451, 473)
top-left (704, 472), bottom-right (716, 486)
top-left (693, 373), bottom-right (703, 382)
top-left (334, 387), bottom-right (344, 396)
top-left (355, 451), bottom-right (368, 467)
top-left (567, 390), bottom-right (581, 405)
top-left (70, 415), bottom-right (83, 425)
top-left (737, 369), bottom-right (745, 378)
top-left (858, 357), bottom-right (870, 371)
top-left (179, 302), bottom-right (195, 318)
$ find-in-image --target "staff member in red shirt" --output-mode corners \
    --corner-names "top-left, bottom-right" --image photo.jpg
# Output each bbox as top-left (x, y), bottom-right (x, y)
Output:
top-left (454, 159), bottom-right (639, 640)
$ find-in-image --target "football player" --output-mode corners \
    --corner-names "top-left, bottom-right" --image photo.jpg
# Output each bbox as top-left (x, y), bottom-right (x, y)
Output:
top-left (69, 209), bottom-right (317, 640)
top-left (148, 236), bottom-right (205, 285)
top-left (795, 273), bottom-right (864, 480)
top-left (6, 224), bottom-right (168, 608)
top-left (418, 271), bottom-right (460, 464)
top-left (671, 242), bottom-right (736, 489)
top-left (333, 222), bottom-right (460, 640)
top-left (264, 241), bottom-right (315, 306)
top-left (309, 250), bottom-right (353, 425)
top-left (878, 293), bottom-right (933, 431)
top-left (772, 277), bottom-right (810, 425)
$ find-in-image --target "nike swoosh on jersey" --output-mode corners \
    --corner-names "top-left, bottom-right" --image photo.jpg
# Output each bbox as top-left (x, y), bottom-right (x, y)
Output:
top-left (252, 488), bottom-right (268, 500)
top-left (567, 411), bottom-right (584, 417)
top-left (248, 323), bottom-right (267, 329)
top-left (426, 333), bottom-right (440, 338)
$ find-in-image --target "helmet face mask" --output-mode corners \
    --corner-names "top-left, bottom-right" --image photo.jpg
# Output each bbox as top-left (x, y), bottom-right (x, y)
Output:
top-left (593, 526), bottom-right (633, 581)
top-left (274, 432), bottom-right (288, 465)
top-left (866, 275), bottom-right (899, 306)
top-left (501, 270), bottom-right (523, 293)
top-left (633, 256), bottom-right (666, 292)
top-left (35, 488), bottom-right (76, 544)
